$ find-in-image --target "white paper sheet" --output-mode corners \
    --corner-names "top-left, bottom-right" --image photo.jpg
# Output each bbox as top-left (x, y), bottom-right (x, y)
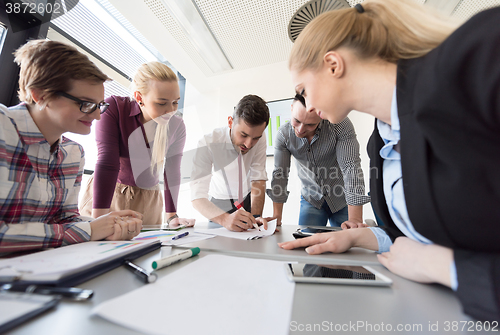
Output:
top-left (195, 219), bottom-right (277, 240)
top-left (134, 229), bottom-right (215, 246)
top-left (93, 254), bottom-right (295, 335)
top-left (133, 230), bottom-right (179, 242)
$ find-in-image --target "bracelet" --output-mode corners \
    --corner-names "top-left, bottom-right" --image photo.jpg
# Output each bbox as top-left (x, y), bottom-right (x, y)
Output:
top-left (166, 214), bottom-right (178, 225)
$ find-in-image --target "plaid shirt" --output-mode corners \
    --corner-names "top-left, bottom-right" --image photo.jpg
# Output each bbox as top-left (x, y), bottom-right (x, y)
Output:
top-left (0, 103), bottom-right (91, 255)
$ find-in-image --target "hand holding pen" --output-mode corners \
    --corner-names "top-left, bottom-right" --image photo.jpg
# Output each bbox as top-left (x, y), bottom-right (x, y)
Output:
top-left (219, 201), bottom-right (267, 232)
top-left (220, 208), bottom-right (255, 232)
top-left (235, 201), bottom-right (269, 231)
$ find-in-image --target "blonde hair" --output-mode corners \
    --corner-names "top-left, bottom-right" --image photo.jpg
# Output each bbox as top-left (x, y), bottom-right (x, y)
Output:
top-left (14, 40), bottom-right (108, 104)
top-left (132, 61), bottom-right (178, 175)
top-left (289, 0), bottom-right (461, 72)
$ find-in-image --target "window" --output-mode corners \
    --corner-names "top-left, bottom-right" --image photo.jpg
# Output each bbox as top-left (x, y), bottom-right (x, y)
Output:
top-left (0, 23), bottom-right (6, 54)
top-left (50, 0), bottom-right (185, 171)
top-left (51, 0), bottom-right (172, 81)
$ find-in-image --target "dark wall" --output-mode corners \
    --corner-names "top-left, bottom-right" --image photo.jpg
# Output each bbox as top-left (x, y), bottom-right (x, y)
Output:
top-left (0, 1), bottom-right (50, 106)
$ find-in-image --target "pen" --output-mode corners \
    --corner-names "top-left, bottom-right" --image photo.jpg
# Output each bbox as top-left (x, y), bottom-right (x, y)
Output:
top-left (234, 201), bottom-right (255, 229)
top-left (124, 260), bottom-right (157, 284)
top-left (0, 267), bottom-right (20, 282)
top-left (171, 231), bottom-right (189, 240)
top-left (152, 247), bottom-right (200, 270)
top-left (234, 202), bottom-right (263, 229)
top-left (1, 284), bottom-right (94, 301)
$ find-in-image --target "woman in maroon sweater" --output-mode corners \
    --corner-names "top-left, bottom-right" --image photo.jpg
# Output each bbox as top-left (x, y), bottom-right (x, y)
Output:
top-left (80, 62), bottom-right (194, 227)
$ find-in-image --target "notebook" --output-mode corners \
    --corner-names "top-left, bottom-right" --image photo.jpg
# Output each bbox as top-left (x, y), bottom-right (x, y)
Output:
top-left (0, 240), bottom-right (160, 287)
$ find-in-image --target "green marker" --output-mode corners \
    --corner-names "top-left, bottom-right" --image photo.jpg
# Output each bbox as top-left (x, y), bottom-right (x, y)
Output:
top-left (152, 247), bottom-right (200, 270)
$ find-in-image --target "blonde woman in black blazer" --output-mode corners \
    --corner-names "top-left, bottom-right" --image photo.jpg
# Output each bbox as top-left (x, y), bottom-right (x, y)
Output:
top-left (279, 0), bottom-right (500, 321)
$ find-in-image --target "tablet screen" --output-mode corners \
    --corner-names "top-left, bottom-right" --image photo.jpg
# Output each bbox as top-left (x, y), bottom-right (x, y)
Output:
top-left (288, 264), bottom-right (376, 280)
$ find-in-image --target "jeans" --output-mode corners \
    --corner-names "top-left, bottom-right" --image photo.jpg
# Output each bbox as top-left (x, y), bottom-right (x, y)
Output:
top-left (298, 196), bottom-right (348, 227)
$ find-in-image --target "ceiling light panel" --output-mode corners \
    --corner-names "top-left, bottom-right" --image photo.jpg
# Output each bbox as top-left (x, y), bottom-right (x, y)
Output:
top-left (193, 0), bottom-right (305, 71)
top-left (142, 0), bottom-right (495, 77)
top-left (144, 0), bottom-right (214, 76)
top-left (158, 0), bottom-right (233, 73)
top-left (452, 0), bottom-right (500, 19)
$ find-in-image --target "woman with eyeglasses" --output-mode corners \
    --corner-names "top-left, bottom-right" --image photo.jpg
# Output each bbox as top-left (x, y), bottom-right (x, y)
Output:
top-left (279, 0), bottom-right (500, 321)
top-left (79, 62), bottom-right (195, 228)
top-left (0, 40), bottom-right (143, 255)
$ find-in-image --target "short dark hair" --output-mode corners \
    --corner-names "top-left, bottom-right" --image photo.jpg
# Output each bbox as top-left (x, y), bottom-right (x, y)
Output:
top-left (293, 93), bottom-right (306, 108)
top-left (233, 95), bottom-right (270, 127)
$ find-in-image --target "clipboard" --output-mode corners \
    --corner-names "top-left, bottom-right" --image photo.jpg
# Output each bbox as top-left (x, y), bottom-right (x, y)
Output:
top-left (0, 240), bottom-right (161, 287)
top-left (52, 240), bottom-right (160, 287)
top-left (0, 291), bottom-right (60, 333)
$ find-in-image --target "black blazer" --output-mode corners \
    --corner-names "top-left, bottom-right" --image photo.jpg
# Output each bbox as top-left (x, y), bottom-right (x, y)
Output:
top-left (368, 6), bottom-right (500, 321)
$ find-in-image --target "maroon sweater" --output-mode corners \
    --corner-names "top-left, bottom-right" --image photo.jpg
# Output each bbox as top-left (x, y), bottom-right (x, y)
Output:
top-left (93, 96), bottom-right (185, 212)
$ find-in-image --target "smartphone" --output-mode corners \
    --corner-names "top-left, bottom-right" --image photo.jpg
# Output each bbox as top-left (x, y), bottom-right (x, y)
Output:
top-left (292, 226), bottom-right (342, 239)
top-left (285, 263), bottom-right (392, 286)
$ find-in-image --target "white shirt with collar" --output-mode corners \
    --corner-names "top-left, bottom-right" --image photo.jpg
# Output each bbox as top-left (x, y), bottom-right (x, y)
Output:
top-left (190, 126), bottom-right (267, 201)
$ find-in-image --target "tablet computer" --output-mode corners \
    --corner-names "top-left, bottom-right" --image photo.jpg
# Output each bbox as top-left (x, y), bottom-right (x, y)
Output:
top-left (285, 263), bottom-right (392, 286)
top-left (292, 226), bottom-right (342, 239)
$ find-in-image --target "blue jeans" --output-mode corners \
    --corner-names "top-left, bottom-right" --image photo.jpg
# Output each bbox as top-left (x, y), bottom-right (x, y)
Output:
top-left (298, 196), bottom-right (348, 227)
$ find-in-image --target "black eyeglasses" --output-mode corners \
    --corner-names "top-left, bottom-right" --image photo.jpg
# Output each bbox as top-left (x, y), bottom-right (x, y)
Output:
top-left (57, 91), bottom-right (109, 114)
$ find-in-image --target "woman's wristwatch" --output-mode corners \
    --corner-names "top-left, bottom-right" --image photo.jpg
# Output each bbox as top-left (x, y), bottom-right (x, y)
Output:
top-left (166, 214), bottom-right (179, 226)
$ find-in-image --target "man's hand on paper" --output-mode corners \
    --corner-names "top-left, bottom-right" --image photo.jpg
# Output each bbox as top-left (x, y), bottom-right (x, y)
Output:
top-left (220, 209), bottom-right (256, 232)
top-left (254, 216), bottom-right (268, 230)
top-left (90, 210), bottom-right (143, 241)
top-left (263, 215), bottom-right (281, 226)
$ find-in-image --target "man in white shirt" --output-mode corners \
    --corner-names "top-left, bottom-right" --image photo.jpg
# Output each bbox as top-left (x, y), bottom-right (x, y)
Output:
top-left (191, 95), bottom-right (269, 231)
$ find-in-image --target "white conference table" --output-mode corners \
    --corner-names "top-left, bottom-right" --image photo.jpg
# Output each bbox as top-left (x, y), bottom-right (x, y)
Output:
top-left (7, 224), bottom-right (481, 335)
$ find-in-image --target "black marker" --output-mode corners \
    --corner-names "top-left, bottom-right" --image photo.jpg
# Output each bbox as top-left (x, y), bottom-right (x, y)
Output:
top-left (1, 284), bottom-right (93, 301)
top-left (124, 260), bottom-right (157, 284)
